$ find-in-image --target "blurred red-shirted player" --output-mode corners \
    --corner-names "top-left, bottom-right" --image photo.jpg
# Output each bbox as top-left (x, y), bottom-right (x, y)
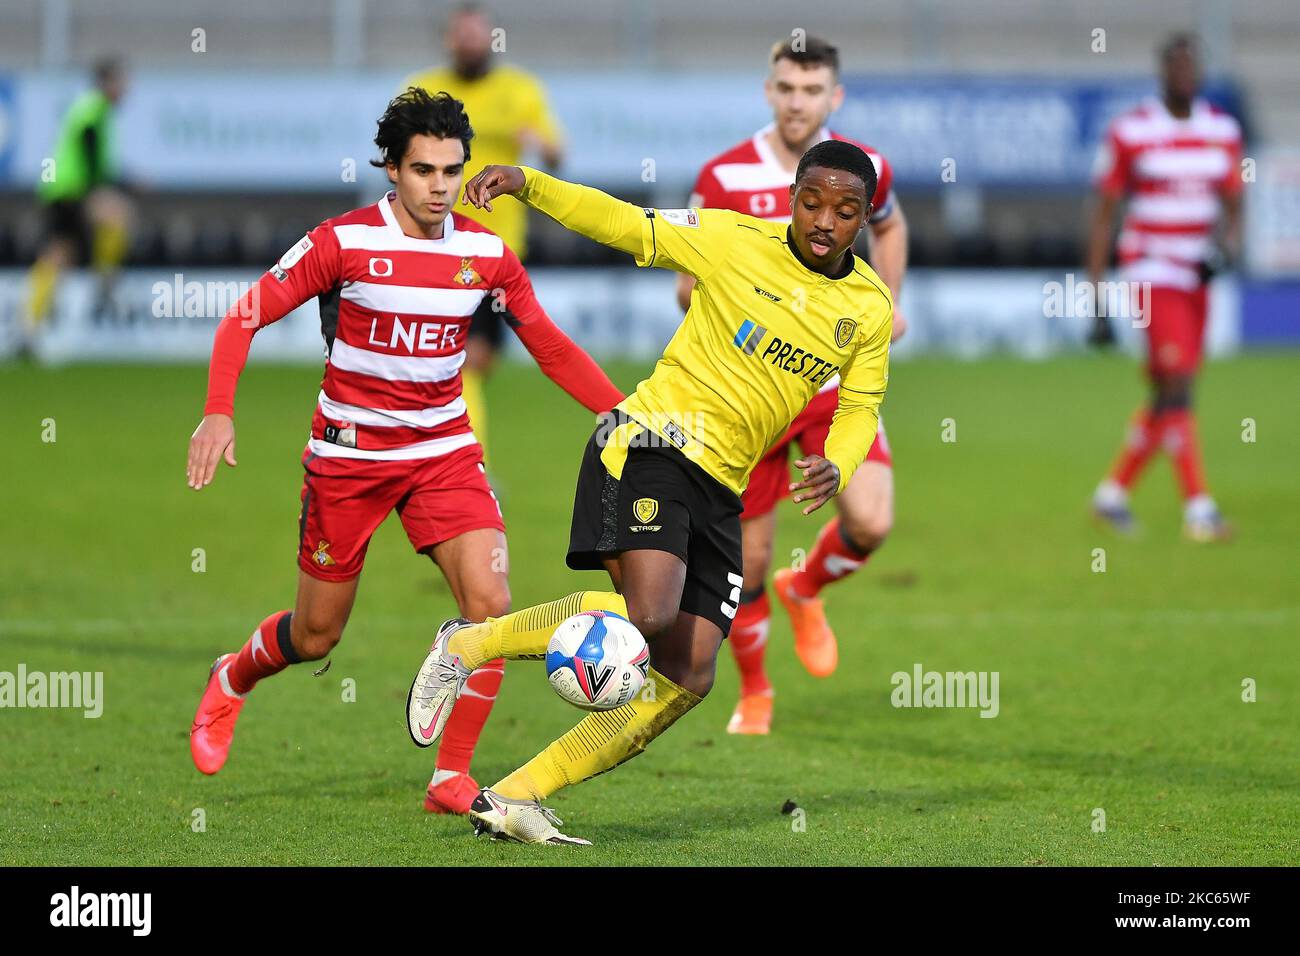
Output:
top-left (679, 37), bottom-right (909, 735)
top-left (185, 90), bottom-right (622, 812)
top-left (1089, 34), bottom-right (1242, 541)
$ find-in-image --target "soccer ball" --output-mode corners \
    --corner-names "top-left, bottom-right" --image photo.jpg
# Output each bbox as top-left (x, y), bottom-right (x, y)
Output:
top-left (546, 611), bottom-right (650, 711)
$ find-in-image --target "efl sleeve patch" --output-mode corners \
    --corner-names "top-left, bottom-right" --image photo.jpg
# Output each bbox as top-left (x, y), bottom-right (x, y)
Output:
top-left (277, 234), bottom-right (314, 271)
top-left (657, 208), bottom-right (700, 228)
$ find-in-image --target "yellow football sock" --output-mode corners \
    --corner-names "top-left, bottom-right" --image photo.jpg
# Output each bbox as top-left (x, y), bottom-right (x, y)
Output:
top-left (494, 666), bottom-right (701, 801)
top-left (25, 257), bottom-right (61, 329)
top-left (461, 368), bottom-right (488, 460)
top-left (450, 591), bottom-right (628, 669)
top-left (92, 221), bottom-right (129, 273)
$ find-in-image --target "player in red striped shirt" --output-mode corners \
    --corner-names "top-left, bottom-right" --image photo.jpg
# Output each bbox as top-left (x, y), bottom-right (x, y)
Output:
top-left (1088, 34), bottom-right (1241, 541)
top-left (185, 90), bottom-right (622, 812)
top-left (680, 37), bottom-right (909, 735)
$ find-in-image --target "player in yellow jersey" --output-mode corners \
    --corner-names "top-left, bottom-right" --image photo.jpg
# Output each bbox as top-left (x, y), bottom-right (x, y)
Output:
top-left (404, 3), bottom-right (564, 459)
top-left (406, 140), bottom-right (892, 844)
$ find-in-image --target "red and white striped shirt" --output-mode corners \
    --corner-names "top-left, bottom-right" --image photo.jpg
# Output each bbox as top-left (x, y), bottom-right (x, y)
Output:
top-left (205, 193), bottom-right (621, 460)
top-left (689, 123), bottom-right (896, 226)
top-left (1094, 96), bottom-right (1243, 290)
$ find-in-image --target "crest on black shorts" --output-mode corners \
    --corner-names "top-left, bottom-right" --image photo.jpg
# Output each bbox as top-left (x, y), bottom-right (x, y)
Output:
top-left (835, 318), bottom-right (857, 350)
top-left (633, 498), bottom-right (659, 524)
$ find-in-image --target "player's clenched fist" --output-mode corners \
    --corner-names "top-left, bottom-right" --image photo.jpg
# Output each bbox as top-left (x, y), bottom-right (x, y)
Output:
top-left (187, 414), bottom-right (237, 490)
top-left (790, 455), bottom-right (841, 515)
top-left (462, 164), bottom-right (525, 212)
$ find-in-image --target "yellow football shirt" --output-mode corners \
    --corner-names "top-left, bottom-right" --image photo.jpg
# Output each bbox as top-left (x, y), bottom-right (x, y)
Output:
top-left (515, 168), bottom-right (893, 497)
top-left (403, 65), bottom-right (562, 257)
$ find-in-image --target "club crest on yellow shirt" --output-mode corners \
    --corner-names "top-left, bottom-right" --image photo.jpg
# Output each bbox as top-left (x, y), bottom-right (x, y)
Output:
top-left (633, 497), bottom-right (659, 524)
top-left (455, 258), bottom-right (483, 287)
top-left (835, 318), bottom-right (857, 350)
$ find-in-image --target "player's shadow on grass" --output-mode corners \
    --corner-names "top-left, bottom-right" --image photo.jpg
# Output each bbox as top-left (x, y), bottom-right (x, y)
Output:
top-left (21, 634), bottom-right (208, 663)
top-left (185, 769), bottom-right (422, 805)
top-left (1012, 745), bottom-right (1300, 794)
top-left (855, 725), bottom-right (1300, 795)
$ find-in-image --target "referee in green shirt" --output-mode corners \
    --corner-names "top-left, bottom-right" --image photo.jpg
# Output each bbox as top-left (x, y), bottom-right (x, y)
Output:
top-left (24, 58), bottom-right (132, 347)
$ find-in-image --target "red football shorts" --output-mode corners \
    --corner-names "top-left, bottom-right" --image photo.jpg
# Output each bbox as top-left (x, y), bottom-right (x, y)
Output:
top-left (740, 388), bottom-right (893, 521)
top-left (297, 442), bottom-right (504, 582)
top-left (1141, 284), bottom-right (1209, 377)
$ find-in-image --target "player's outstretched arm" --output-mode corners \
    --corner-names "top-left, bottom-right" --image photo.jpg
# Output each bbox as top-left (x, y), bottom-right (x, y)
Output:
top-left (464, 165), bottom-right (644, 258)
top-left (514, 315), bottom-right (624, 414)
top-left (1084, 192), bottom-right (1119, 347)
top-left (869, 204), bottom-right (909, 342)
top-left (187, 292), bottom-right (261, 490)
top-left (186, 224), bottom-right (341, 490)
top-left (186, 287), bottom-right (280, 491)
top-left (491, 245), bottom-right (624, 414)
top-left (869, 203), bottom-right (908, 305)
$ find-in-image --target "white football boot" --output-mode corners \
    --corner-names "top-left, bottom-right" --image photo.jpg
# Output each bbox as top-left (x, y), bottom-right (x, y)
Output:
top-left (469, 788), bottom-right (592, 846)
top-left (1183, 495), bottom-right (1233, 543)
top-left (407, 617), bottom-right (474, 748)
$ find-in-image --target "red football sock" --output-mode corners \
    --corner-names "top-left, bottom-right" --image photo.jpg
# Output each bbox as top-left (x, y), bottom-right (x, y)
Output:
top-left (1108, 406), bottom-right (1159, 490)
top-left (435, 658), bottom-right (505, 775)
top-left (729, 591), bottom-right (772, 697)
top-left (790, 517), bottom-right (871, 599)
top-left (226, 610), bottom-right (297, 695)
top-left (1159, 408), bottom-right (1207, 499)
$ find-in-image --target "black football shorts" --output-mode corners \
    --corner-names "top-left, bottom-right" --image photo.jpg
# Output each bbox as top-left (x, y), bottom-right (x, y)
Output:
top-left (567, 411), bottom-right (744, 635)
top-left (44, 199), bottom-right (90, 262)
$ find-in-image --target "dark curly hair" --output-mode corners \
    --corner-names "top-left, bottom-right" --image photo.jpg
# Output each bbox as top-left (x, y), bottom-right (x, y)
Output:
top-left (370, 88), bottom-right (475, 168)
top-left (795, 140), bottom-right (877, 202)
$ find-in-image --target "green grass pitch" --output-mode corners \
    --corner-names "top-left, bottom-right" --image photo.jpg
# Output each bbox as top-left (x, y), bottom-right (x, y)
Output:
top-left (2, 352), bottom-right (1297, 865)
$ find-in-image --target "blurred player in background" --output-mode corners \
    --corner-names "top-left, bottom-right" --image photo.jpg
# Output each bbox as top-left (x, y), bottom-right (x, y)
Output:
top-left (22, 57), bottom-right (133, 353)
top-left (405, 2), bottom-right (564, 462)
top-left (681, 37), bottom-right (908, 734)
top-left (1089, 33), bottom-right (1241, 542)
top-left (185, 90), bottom-right (620, 815)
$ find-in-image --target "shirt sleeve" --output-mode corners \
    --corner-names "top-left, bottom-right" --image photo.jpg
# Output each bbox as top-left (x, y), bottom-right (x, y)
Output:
top-left (868, 152), bottom-right (896, 223)
top-left (203, 223), bottom-right (342, 417)
top-left (823, 303), bottom-right (892, 493)
top-left (1093, 123), bottom-right (1132, 198)
top-left (491, 244), bottom-right (623, 414)
top-left (638, 207), bottom-right (738, 280)
top-left (516, 167), bottom-right (737, 279)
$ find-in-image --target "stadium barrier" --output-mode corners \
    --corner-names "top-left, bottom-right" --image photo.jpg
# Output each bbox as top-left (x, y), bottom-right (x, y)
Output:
top-left (0, 267), bottom-right (1242, 363)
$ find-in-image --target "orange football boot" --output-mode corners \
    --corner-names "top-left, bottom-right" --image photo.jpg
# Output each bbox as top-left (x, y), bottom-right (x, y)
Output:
top-left (773, 567), bottom-right (838, 678)
top-left (190, 654), bottom-right (246, 775)
top-left (726, 693), bottom-right (774, 735)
